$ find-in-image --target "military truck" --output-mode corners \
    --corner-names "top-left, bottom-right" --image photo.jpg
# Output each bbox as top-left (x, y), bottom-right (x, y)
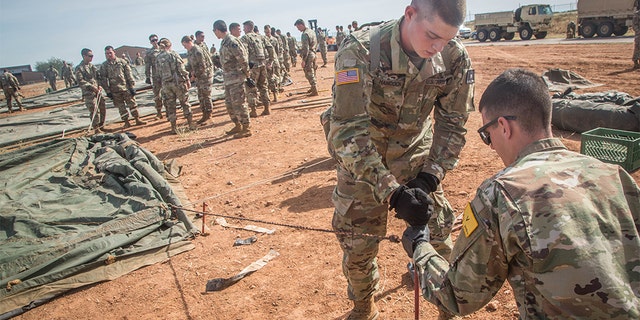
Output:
top-left (577, 0), bottom-right (637, 38)
top-left (474, 4), bottom-right (554, 42)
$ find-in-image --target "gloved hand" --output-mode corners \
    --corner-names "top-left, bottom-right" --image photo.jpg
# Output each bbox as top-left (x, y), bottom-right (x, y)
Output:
top-left (402, 225), bottom-right (430, 258)
top-left (106, 92), bottom-right (113, 99)
top-left (389, 185), bottom-right (434, 226)
top-left (145, 78), bottom-right (151, 84)
top-left (245, 78), bottom-right (256, 88)
top-left (128, 88), bottom-right (136, 96)
top-left (249, 62), bottom-right (255, 69)
top-left (406, 172), bottom-right (440, 194)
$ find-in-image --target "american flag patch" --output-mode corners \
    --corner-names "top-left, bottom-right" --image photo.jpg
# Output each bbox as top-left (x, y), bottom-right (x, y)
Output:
top-left (336, 68), bottom-right (359, 85)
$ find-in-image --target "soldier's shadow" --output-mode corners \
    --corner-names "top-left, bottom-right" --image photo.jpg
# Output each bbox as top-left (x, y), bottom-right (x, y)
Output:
top-left (607, 67), bottom-right (638, 76)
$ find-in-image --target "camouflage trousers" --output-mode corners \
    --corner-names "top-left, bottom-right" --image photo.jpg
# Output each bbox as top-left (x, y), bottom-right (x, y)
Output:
top-left (151, 77), bottom-right (164, 113)
top-left (267, 60), bottom-right (281, 93)
top-left (161, 82), bottom-right (191, 123)
top-left (290, 52), bottom-right (297, 67)
top-left (3, 88), bottom-right (23, 111)
top-left (633, 34), bottom-right (640, 60)
top-left (224, 80), bottom-right (250, 125)
top-left (319, 44), bottom-right (328, 65)
top-left (303, 53), bottom-right (317, 87)
top-left (111, 90), bottom-right (141, 121)
top-left (279, 58), bottom-right (290, 82)
top-left (332, 165), bottom-right (454, 301)
top-left (246, 64), bottom-right (270, 108)
top-left (282, 51), bottom-right (291, 74)
top-left (64, 75), bottom-right (75, 88)
top-left (48, 79), bottom-right (57, 91)
top-left (83, 92), bottom-right (106, 129)
top-left (196, 74), bottom-right (214, 113)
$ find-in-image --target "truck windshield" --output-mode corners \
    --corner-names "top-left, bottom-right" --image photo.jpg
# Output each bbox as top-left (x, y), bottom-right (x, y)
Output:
top-left (538, 6), bottom-right (552, 15)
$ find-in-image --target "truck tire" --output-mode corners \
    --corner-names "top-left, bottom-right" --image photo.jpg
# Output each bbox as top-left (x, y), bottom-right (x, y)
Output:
top-left (519, 26), bottom-right (533, 40)
top-left (503, 32), bottom-right (515, 40)
top-left (597, 22), bottom-right (614, 37)
top-left (489, 28), bottom-right (501, 42)
top-left (581, 22), bottom-right (596, 38)
top-left (614, 26), bottom-right (628, 36)
top-left (534, 32), bottom-right (547, 39)
top-left (477, 29), bottom-right (488, 42)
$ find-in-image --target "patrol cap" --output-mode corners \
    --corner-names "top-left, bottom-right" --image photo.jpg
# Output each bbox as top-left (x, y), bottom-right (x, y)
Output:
top-left (294, 19), bottom-right (304, 26)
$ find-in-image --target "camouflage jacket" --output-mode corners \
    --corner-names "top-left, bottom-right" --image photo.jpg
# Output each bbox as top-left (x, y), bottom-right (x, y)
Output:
top-left (99, 57), bottom-right (134, 93)
top-left (61, 64), bottom-right (74, 78)
top-left (45, 68), bottom-right (59, 81)
top-left (0, 71), bottom-right (20, 91)
top-left (633, 10), bottom-right (640, 33)
top-left (267, 35), bottom-right (283, 62)
top-left (155, 50), bottom-right (189, 85)
top-left (219, 33), bottom-right (249, 84)
top-left (300, 28), bottom-right (317, 60)
top-left (186, 44), bottom-right (213, 79)
top-left (144, 46), bottom-right (162, 80)
top-left (278, 34), bottom-right (290, 57)
top-left (414, 138), bottom-right (640, 318)
top-left (323, 18), bottom-right (474, 203)
top-left (287, 35), bottom-right (297, 56)
top-left (241, 32), bottom-right (269, 65)
top-left (336, 30), bottom-right (346, 46)
top-left (196, 41), bottom-right (214, 68)
top-left (317, 30), bottom-right (327, 49)
top-left (74, 61), bottom-right (100, 95)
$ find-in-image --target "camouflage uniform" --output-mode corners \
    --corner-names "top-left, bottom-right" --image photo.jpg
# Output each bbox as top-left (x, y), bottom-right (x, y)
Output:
top-left (241, 32), bottom-right (273, 115)
top-left (633, 10), bottom-right (640, 67)
top-left (145, 46), bottom-right (164, 117)
top-left (414, 138), bottom-right (640, 318)
top-left (196, 40), bottom-right (214, 69)
top-left (336, 28), bottom-right (346, 47)
top-left (155, 49), bottom-right (192, 131)
top-left (321, 18), bottom-right (474, 302)
top-left (99, 57), bottom-right (143, 123)
top-left (299, 27), bottom-right (317, 90)
top-left (266, 34), bottom-right (283, 95)
top-left (220, 33), bottom-right (251, 126)
top-left (44, 67), bottom-right (59, 91)
top-left (134, 56), bottom-right (144, 66)
top-left (287, 34), bottom-right (298, 67)
top-left (61, 63), bottom-right (76, 88)
top-left (186, 43), bottom-right (214, 117)
top-left (0, 70), bottom-right (24, 112)
top-left (317, 29), bottom-right (328, 66)
top-left (75, 60), bottom-right (106, 130)
top-left (278, 32), bottom-right (292, 80)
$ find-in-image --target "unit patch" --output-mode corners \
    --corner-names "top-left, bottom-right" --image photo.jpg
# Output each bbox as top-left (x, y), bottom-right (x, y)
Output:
top-left (462, 202), bottom-right (478, 237)
top-left (336, 68), bottom-right (360, 85)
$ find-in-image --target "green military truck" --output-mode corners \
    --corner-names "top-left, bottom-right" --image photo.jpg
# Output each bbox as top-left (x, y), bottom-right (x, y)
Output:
top-left (474, 4), bottom-right (554, 42)
top-left (578, 0), bottom-right (637, 38)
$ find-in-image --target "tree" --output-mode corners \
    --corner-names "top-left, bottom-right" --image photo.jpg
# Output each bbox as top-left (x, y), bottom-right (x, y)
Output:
top-left (34, 57), bottom-right (72, 77)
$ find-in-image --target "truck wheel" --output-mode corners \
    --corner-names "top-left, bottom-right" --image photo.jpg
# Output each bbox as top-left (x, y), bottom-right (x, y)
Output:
top-left (597, 22), bottom-right (614, 37)
top-left (503, 32), bottom-right (515, 40)
top-left (519, 26), bottom-right (533, 40)
top-left (614, 26), bottom-right (628, 36)
top-left (489, 28), bottom-right (501, 42)
top-left (581, 22), bottom-right (596, 38)
top-left (477, 29), bottom-right (488, 42)
top-left (534, 32), bottom-right (547, 39)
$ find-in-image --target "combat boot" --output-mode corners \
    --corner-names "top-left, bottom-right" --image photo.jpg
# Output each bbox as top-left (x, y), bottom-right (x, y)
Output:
top-left (169, 120), bottom-right (178, 134)
top-left (225, 122), bottom-right (242, 135)
top-left (309, 86), bottom-right (319, 96)
top-left (123, 119), bottom-right (131, 129)
top-left (134, 117), bottom-right (147, 125)
top-left (186, 114), bottom-right (197, 130)
top-left (634, 60), bottom-right (640, 70)
top-left (250, 107), bottom-right (258, 118)
top-left (155, 110), bottom-right (163, 120)
top-left (347, 298), bottom-right (379, 320)
top-left (197, 111), bottom-right (211, 125)
top-left (272, 91), bottom-right (278, 102)
top-left (261, 101), bottom-right (271, 116)
top-left (233, 123), bottom-right (252, 139)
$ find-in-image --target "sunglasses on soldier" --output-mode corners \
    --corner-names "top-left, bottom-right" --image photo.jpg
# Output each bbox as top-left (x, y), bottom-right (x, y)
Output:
top-left (477, 115), bottom-right (517, 145)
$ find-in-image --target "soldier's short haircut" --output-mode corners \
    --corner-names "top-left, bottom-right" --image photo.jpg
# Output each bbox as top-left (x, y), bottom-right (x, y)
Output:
top-left (479, 68), bottom-right (551, 135)
top-left (195, 30), bottom-right (204, 37)
top-left (243, 20), bottom-right (255, 29)
top-left (181, 35), bottom-right (192, 43)
top-left (229, 22), bottom-right (240, 30)
top-left (81, 48), bottom-right (92, 57)
top-left (264, 24), bottom-right (271, 30)
top-left (104, 45), bottom-right (114, 52)
top-left (148, 34), bottom-right (158, 41)
top-left (294, 19), bottom-right (304, 26)
top-left (213, 20), bottom-right (227, 32)
top-left (253, 26), bottom-right (259, 33)
top-left (411, 0), bottom-right (465, 27)
top-left (158, 38), bottom-right (171, 49)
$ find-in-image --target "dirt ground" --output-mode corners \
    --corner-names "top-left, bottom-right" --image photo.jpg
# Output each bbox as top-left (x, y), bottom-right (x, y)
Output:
top-left (9, 40), bottom-right (640, 320)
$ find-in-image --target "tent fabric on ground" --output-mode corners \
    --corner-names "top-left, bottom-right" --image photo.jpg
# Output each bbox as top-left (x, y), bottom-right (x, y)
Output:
top-left (542, 68), bottom-right (602, 93)
top-left (551, 90), bottom-right (640, 133)
top-left (0, 133), bottom-right (197, 319)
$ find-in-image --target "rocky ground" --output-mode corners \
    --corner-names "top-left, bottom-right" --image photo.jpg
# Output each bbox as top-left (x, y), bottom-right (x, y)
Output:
top-left (8, 39), bottom-right (640, 320)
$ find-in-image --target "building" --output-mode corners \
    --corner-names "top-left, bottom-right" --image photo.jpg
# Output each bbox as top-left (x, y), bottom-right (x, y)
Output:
top-left (0, 65), bottom-right (45, 85)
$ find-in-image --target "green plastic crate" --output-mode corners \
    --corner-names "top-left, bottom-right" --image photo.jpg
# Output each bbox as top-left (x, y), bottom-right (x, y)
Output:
top-left (580, 127), bottom-right (640, 172)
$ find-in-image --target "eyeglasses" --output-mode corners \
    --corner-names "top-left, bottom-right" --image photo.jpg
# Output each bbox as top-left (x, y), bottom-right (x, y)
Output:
top-left (87, 54), bottom-right (94, 58)
top-left (477, 115), bottom-right (517, 145)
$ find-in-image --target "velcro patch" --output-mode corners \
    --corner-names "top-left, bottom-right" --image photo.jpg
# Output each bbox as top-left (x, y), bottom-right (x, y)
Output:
top-left (336, 68), bottom-right (359, 85)
top-left (466, 69), bottom-right (475, 84)
top-left (462, 202), bottom-right (478, 238)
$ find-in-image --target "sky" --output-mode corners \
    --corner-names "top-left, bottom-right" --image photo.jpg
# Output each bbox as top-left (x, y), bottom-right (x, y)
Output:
top-left (0, 0), bottom-right (577, 68)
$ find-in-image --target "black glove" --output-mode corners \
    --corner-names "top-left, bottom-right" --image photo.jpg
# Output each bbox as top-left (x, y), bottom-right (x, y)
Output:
top-left (406, 172), bottom-right (440, 194)
top-left (128, 88), bottom-right (136, 96)
top-left (389, 185), bottom-right (434, 226)
top-left (106, 92), bottom-right (113, 99)
top-left (145, 78), bottom-right (151, 84)
top-left (402, 225), bottom-right (430, 258)
top-left (245, 78), bottom-right (256, 88)
top-left (249, 62), bottom-right (255, 69)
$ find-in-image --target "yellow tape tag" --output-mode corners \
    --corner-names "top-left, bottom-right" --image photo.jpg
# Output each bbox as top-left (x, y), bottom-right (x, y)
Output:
top-left (462, 202), bottom-right (478, 238)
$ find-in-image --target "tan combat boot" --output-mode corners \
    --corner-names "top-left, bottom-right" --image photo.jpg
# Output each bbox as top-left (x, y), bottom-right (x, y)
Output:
top-left (169, 120), bottom-right (178, 134)
top-left (186, 114), bottom-right (197, 130)
top-left (225, 122), bottom-right (242, 135)
top-left (634, 60), bottom-right (640, 70)
top-left (197, 111), bottom-right (211, 125)
top-left (123, 119), bottom-right (131, 129)
top-left (155, 110), bottom-right (163, 120)
top-left (249, 107), bottom-right (258, 118)
top-left (135, 117), bottom-right (147, 125)
top-left (233, 123), bottom-right (252, 139)
top-left (261, 103), bottom-right (270, 116)
top-left (309, 86), bottom-right (319, 96)
top-left (347, 298), bottom-right (379, 320)
top-left (272, 91), bottom-right (278, 102)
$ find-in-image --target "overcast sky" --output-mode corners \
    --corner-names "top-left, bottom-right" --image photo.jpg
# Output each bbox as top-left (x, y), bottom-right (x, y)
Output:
top-left (0, 0), bottom-right (577, 68)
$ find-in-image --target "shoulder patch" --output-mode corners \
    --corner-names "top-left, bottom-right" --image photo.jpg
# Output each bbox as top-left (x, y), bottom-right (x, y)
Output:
top-left (466, 69), bottom-right (475, 84)
top-left (462, 202), bottom-right (479, 237)
top-left (336, 68), bottom-right (359, 85)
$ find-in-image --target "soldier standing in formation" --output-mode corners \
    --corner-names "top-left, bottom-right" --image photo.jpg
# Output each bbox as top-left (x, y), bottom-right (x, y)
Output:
top-left (44, 65), bottom-right (59, 92)
top-left (145, 34), bottom-right (165, 119)
top-left (214, 20), bottom-right (252, 138)
top-left (264, 25), bottom-right (283, 102)
top-left (242, 20), bottom-right (274, 117)
top-left (155, 38), bottom-right (194, 134)
top-left (182, 36), bottom-right (214, 125)
top-left (295, 18), bottom-right (318, 96)
top-left (276, 29), bottom-right (292, 85)
top-left (320, 0), bottom-right (474, 318)
top-left (336, 25), bottom-right (346, 47)
top-left (134, 52), bottom-right (144, 66)
top-left (317, 28), bottom-right (328, 67)
top-left (61, 62), bottom-right (76, 88)
top-left (286, 32), bottom-right (297, 67)
top-left (75, 49), bottom-right (106, 133)
top-left (99, 46), bottom-right (146, 129)
top-left (1, 69), bottom-right (24, 113)
top-left (633, 9), bottom-right (639, 69)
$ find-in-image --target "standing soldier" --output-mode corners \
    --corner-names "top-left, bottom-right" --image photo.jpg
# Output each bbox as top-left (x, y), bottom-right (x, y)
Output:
top-left (0, 69), bottom-right (25, 113)
top-left (320, 0), bottom-right (474, 318)
top-left (214, 19), bottom-right (252, 138)
top-left (156, 38), bottom-right (194, 134)
top-left (75, 49), bottom-right (106, 133)
top-left (145, 34), bottom-right (164, 119)
top-left (99, 46), bottom-right (147, 129)
top-left (566, 21), bottom-right (576, 39)
top-left (44, 65), bottom-right (59, 92)
top-left (61, 62), bottom-right (76, 88)
top-left (194, 30), bottom-right (214, 68)
top-left (242, 20), bottom-right (273, 117)
top-left (295, 18), bottom-right (318, 96)
top-left (134, 52), bottom-right (144, 66)
top-left (336, 25), bottom-right (346, 47)
top-left (317, 28), bottom-right (328, 67)
top-left (286, 32), bottom-right (298, 67)
top-left (264, 25), bottom-right (283, 102)
top-left (633, 9), bottom-right (639, 69)
top-left (276, 29), bottom-right (292, 85)
top-left (182, 35), bottom-right (214, 125)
